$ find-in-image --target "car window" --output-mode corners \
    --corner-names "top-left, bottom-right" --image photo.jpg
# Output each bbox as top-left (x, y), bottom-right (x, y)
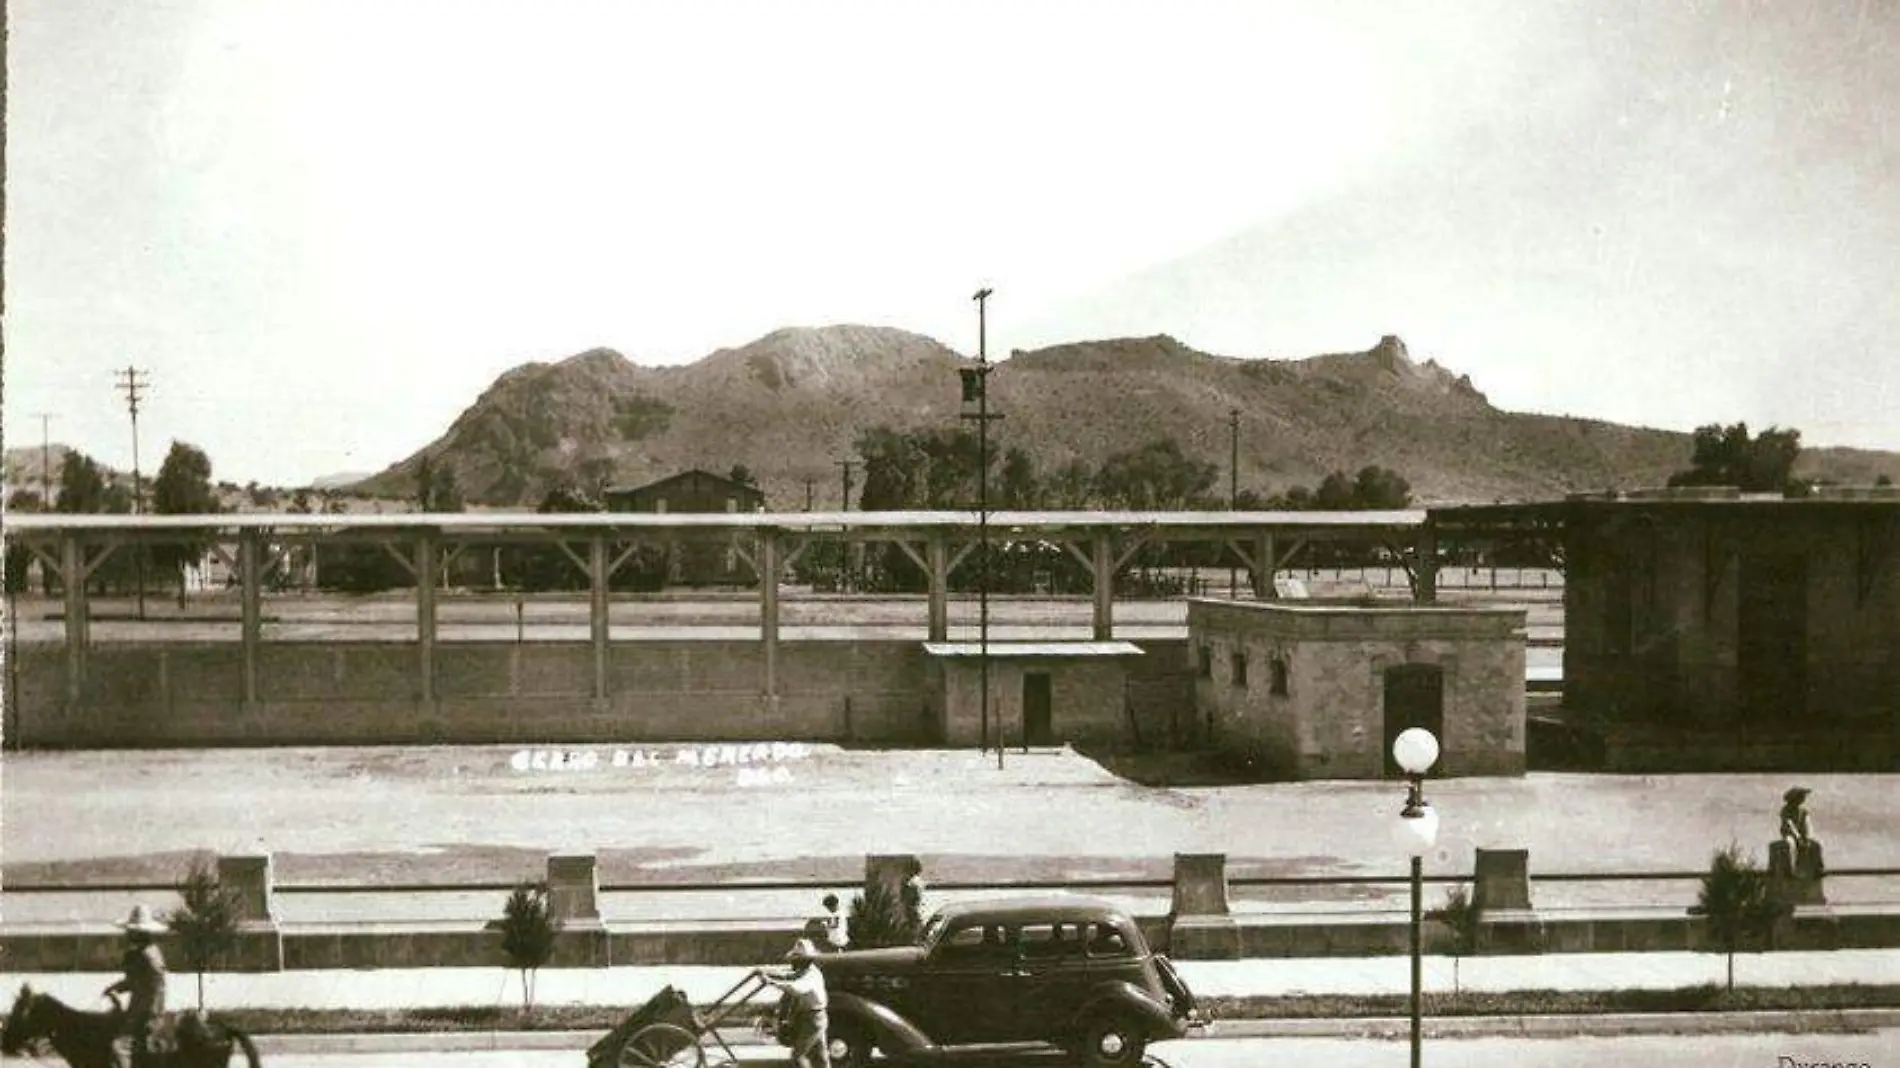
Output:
top-left (932, 923), bottom-right (1012, 964)
top-left (1084, 921), bottom-right (1132, 958)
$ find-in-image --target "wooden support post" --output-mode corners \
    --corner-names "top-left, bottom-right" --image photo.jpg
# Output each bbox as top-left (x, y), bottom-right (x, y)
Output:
top-left (590, 535), bottom-right (609, 703)
top-left (1416, 523), bottom-right (1439, 603)
top-left (1254, 532), bottom-right (1277, 599)
top-left (926, 533), bottom-right (949, 642)
top-left (239, 528), bottom-right (263, 709)
top-left (759, 529), bottom-right (780, 713)
top-left (1092, 532), bottom-right (1114, 640)
top-left (62, 533), bottom-right (87, 712)
top-left (415, 532), bottom-right (437, 706)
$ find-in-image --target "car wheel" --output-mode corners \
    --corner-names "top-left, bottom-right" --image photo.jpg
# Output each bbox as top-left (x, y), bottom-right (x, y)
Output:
top-left (825, 1020), bottom-right (874, 1068)
top-left (1078, 1014), bottom-right (1148, 1068)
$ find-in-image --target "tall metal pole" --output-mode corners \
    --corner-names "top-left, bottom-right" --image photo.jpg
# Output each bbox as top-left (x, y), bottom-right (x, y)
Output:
top-left (974, 288), bottom-right (996, 769)
top-left (1228, 408), bottom-right (1239, 597)
top-left (37, 414), bottom-right (54, 504)
top-left (1410, 849), bottom-right (1424, 1068)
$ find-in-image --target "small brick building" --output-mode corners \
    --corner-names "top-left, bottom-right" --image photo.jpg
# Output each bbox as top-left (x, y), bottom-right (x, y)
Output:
top-left (1188, 598), bottom-right (1528, 779)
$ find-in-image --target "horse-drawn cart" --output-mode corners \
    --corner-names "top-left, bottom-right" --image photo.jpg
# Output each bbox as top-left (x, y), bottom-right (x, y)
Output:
top-left (586, 971), bottom-right (776, 1068)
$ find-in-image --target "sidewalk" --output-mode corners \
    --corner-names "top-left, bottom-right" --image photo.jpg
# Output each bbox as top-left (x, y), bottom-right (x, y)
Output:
top-left (11, 948), bottom-right (1899, 1014)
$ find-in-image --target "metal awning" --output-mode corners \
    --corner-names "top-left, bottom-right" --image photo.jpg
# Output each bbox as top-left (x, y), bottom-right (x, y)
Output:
top-left (922, 641), bottom-right (1145, 658)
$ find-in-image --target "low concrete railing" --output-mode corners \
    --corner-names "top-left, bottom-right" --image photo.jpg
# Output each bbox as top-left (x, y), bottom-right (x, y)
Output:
top-left (5, 847), bottom-right (1889, 971)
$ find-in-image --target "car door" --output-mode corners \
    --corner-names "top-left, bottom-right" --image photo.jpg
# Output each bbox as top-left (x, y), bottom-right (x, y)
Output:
top-left (907, 921), bottom-right (1017, 1046)
top-left (1005, 920), bottom-right (1099, 1041)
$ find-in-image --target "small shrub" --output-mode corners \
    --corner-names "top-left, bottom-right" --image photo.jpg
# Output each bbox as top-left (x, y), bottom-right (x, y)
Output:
top-left (1427, 883), bottom-right (1483, 997)
top-left (166, 858), bottom-right (241, 1011)
top-left (497, 882), bottom-right (560, 1013)
top-left (1696, 842), bottom-right (1791, 991)
top-left (848, 868), bottom-right (929, 948)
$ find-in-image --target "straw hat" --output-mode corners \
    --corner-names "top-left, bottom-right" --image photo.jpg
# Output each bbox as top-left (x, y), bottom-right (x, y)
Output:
top-left (784, 938), bottom-right (818, 962)
top-left (117, 905), bottom-right (166, 935)
top-left (1784, 786), bottom-right (1811, 804)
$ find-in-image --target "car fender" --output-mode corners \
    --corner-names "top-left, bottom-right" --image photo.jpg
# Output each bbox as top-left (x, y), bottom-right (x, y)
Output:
top-left (826, 990), bottom-right (935, 1055)
top-left (1070, 980), bottom-right (1176, 1034)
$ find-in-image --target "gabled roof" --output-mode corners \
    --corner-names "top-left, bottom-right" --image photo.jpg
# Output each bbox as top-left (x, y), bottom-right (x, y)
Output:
top-left (607, 469), bottom-right (763, 497)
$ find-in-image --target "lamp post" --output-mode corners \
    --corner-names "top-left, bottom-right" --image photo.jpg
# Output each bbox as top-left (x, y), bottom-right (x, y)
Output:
top-left (961, 288), bottom-right (1002, 768)
top-left (1393, 726), bottom-right (1441, 1068)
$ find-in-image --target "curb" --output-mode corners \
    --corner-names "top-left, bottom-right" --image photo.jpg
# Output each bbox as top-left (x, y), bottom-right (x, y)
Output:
top-left (251, 1008), bottom-right (1900, 1056)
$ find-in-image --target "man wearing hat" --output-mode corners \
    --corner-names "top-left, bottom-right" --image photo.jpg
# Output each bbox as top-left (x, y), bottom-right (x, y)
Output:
top-left (763, 938), bottom-right (830, 1068)
top-left (104, 904), bottom-right (169, 1068)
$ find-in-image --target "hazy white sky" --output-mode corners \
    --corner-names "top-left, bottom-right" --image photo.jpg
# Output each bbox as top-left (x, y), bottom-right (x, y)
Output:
top-left (6, 0), bottom-right (1897, 487)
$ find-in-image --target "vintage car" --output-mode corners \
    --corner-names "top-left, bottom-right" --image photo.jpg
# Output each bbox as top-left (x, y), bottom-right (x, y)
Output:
top-left (783, 895), bottom-right (1203, 1067)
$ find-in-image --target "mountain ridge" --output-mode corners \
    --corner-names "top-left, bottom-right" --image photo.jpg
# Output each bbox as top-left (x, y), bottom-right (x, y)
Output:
top-left (341, 325), bottom-right (1900, 508)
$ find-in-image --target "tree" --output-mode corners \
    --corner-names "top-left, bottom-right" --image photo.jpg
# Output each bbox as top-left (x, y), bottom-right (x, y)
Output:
top-left (166, 858), bottom-right (240, 1011)
top-left (997, 447), bottom-right (1040, 509)
top-left (1045, 458), bottom-right (1097, 509)
top-left (1696, 842), bottom-right (1790, 992)
top-left (151, 442), bottom-right (221, 600)
top-left (55, 451), bottom-right (113, 514)
top-left (728, 464), bottom-right (758, 488)
top-left (497, 881), bottom-right (560, 1014)
top-left (1352, 465), bottom-right (1413, 509)
top-left (847, 866), bottom-right (928, 949)
top-left (1669, 422), bottom-right (1803, 493)
top-left (415, 456), bottom-right (465, 513)
top-left (1094, 438), bottom-right (1217, 510)
top-left (1427, 883), bottom-right (1483, 997)
top-left (1877, 474), bottom-right (1894, 488)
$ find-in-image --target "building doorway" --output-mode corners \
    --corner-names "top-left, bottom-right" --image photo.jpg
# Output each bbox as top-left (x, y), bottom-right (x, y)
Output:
top-left (1738, 553), bottom-right (1807, 723)
top-left (1023, 672), bottom-right (1054, 746)
top-left (1383, 664), bottom-right (1445, 777)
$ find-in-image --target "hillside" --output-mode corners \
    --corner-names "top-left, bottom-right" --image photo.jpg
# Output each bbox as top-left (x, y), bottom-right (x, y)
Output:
top-left (345, 327), bottom-right (1900, 508)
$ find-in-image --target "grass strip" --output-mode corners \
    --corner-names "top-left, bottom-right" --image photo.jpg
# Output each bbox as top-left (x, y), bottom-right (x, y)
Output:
top-left (205, 983), bottom-right (1900, 1035)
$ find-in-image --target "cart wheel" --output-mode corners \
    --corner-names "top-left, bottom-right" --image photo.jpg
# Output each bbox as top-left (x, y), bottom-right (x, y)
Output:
top-left (618, 1022), bottom-right (706, 1068)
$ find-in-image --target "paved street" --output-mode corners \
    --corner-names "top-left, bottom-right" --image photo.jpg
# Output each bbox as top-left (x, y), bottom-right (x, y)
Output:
top-left (252, 1028), bottom-right (1899, 1067)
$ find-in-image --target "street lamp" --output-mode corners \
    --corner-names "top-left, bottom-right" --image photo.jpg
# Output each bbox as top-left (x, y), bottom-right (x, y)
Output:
top-left (1393, 726), bottom-right (1440, 1068)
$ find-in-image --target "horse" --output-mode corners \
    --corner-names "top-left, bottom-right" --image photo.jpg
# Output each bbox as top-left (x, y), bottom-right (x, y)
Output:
top-left (1, 985), bottom-right (261, 1068)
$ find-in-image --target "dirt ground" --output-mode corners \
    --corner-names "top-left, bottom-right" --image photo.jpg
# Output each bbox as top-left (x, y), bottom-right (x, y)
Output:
top-left (3, 745), bottom-right (1894, 925)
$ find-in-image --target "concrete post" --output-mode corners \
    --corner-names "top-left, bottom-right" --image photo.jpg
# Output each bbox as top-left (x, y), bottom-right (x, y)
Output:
top-left (864, 854), bottom-right (923, 918)
top-left (1091, 533), bottom-right (1114, 641)
top-left (926, 533), bottom-right (948, 642)
top-left (238, 528), bottom-right (263, 711)
top-left (216, 854), bottom-right (284, 971)
top-left (1472, 847), bottom-right (1542, 952)
top-left (1169, 853), bottom-right (1239, 959)
top-left (547, 854), bottom-right (602, 923)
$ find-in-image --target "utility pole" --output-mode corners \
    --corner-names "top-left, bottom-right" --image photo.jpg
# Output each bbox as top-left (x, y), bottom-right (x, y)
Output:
top-left (835, 457), bottom-right (856, 592)
top-left (961, 288), bottom-right (1005, 767)
top-left (115, 366), bottom-right (151, 618)
top-left (1229, 407), bottom-right (1240, 598)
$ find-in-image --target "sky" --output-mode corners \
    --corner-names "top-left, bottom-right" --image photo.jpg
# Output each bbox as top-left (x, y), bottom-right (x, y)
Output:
top-left (5, 0), bottom-right (1898, 488)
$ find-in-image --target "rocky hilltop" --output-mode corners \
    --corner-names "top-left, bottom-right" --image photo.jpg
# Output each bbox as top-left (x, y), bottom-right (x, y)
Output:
top-left (344, 325), bottom-right (1900, 508)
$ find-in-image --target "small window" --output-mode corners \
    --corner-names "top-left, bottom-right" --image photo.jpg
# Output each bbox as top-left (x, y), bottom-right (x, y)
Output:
top-left (1231, 648), bottom-right (1248, 687)
top-left (935, 924), bottom-right (1010, 963)
top-left (1018, 922), bottom-right (1085, 960)
top-left (1197, 646), bottom-right (1213, 678)
top-left (1270, 658), bottom-right (1289, 696)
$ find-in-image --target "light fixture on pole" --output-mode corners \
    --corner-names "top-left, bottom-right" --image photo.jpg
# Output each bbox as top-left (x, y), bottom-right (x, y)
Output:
top-left (961, 287), bottom-right (1003, 769)
top-left (1393, 726), bottom-right (1441, 1068)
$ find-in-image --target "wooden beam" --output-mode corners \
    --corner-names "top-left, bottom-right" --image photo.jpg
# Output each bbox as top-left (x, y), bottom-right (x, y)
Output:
top-left (759, 529), bottom-right (780, 711)
top-left (1092, 532), bottom-right (1114, 640)
top-left (239, 528), bottom-right (263, 709)
top-left (380, 540), bottom-right (419, 579)
top-left (892, 540), bottom-right (928, 574)
top-left (1114, 531), bottom-right (1153, 572)
top-left (590, 535), bottom-right (609, 701)
top-left (927, 533), bottom-right (948, 642)
top-left (62, 534), bottom-right (87, 713)
top-left (416, 533), bottom-right (437, 707)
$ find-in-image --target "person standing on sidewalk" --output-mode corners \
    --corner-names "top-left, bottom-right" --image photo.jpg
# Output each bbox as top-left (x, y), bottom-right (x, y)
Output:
top-left (103, 904), bottom-right (169, 1068)
top-left (819, 893), bottom-right (849, 952)
top-left (764, 938), bottom-right (830, 1068)
top-left (1780, 786), bottom-right (1824, 876)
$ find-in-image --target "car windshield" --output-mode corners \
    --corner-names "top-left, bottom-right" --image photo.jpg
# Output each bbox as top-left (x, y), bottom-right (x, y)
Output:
top-left (918, 909), bottom-right (954, 948)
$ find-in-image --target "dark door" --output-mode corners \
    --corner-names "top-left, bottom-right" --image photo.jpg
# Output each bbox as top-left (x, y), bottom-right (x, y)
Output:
top-left (1024, 672), bottom-right (1054, 746)
top-left (1738, 553), bottom-right (1807, 723)
top-left (1382, 664), bottom-right (1445, 777)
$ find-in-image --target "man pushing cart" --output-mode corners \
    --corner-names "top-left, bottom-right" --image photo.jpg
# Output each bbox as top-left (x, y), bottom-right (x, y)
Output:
top-left (586, 938), bottom-right (829, 1068)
